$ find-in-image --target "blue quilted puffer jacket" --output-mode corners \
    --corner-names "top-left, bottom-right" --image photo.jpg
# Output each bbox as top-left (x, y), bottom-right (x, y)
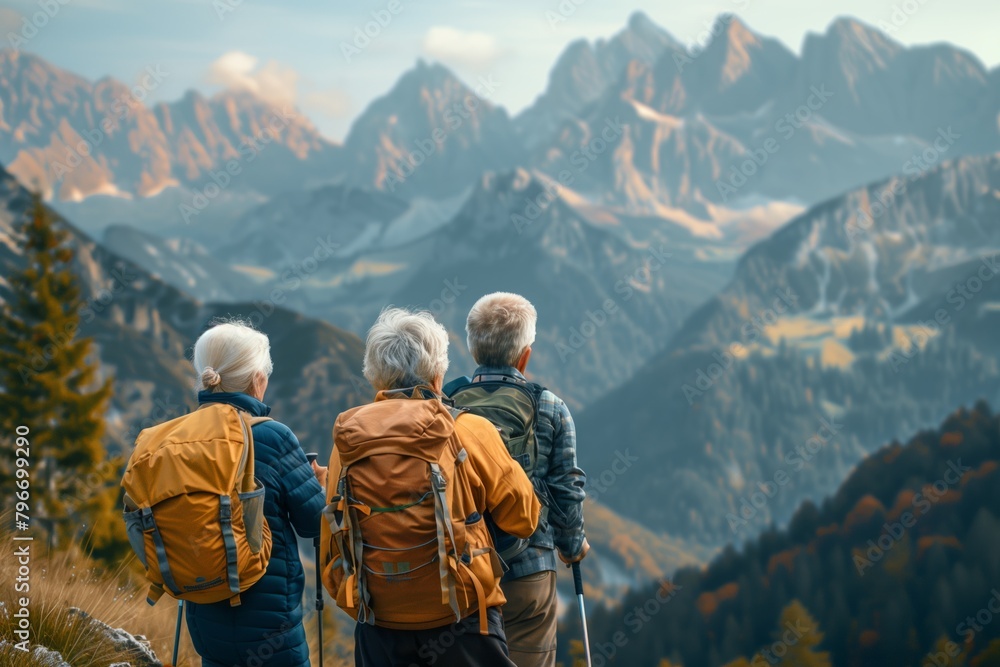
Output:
top-left (185, 391), bottom-right (326, 667)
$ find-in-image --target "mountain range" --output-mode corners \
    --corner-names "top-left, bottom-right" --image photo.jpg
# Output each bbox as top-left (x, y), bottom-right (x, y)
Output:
top-left (3, 11), bottom-right (1000, 555)
top-left (0, 163), bottom-right (693, 597)
top-left (6, 12), bottom-right (996, 221)
top-left (578, 152), bottom-right (1000, 545)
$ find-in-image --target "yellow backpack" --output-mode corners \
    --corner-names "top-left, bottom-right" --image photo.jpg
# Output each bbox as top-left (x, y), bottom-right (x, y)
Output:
top-left (121, 402), bottom-right (272, 606)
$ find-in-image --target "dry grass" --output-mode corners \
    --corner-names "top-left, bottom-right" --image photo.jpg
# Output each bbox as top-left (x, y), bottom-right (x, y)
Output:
top-left (0, 526), bottom-right (199, 666)
top-left (0, 523), bottom-right (360, 666)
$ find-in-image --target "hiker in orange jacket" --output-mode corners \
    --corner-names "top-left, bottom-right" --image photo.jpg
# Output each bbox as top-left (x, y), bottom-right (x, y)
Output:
top-left (320, 307), bottom-right (540, 666)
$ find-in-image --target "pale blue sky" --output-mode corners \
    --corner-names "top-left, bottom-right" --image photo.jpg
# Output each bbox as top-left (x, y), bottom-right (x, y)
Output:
top-left (3, 0), bottom-right (998, 140)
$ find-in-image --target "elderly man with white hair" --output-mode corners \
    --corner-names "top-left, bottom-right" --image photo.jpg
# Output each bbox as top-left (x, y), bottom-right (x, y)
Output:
top-left (321, 307), bottom-right (540, 667)
top-left (445, 292), bottom-right (589, 667)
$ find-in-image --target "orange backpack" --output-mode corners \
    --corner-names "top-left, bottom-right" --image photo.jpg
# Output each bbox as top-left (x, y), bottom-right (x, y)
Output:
top-left (321, 393), bottom-right (505, 634)
top-left (121, 402), bottom-right (272, 606)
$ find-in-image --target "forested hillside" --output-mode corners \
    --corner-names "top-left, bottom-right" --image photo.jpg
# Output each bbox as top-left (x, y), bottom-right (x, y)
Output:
top-left (566, 401), bottom-right (1000, 666)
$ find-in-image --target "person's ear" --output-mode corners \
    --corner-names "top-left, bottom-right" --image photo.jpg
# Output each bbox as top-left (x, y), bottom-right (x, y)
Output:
top-left (516, 346), bottom-right (532, 373)
top-left (252, 372), bottom-right (268, 399)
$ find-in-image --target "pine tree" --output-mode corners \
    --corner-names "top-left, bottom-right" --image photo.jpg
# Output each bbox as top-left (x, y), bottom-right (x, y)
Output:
top-left (772, 599), bottom-right (831, 667)
top-left (0, 193), bottom-right (124, 560)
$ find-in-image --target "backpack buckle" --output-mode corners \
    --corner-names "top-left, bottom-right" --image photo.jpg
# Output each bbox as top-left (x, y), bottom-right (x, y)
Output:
top-left (431, 469), bottom-right (447, 492)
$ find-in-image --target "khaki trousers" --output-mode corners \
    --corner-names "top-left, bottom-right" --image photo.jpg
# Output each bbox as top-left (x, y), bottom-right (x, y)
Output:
top-left (501, 570), bottom-right (558, 667)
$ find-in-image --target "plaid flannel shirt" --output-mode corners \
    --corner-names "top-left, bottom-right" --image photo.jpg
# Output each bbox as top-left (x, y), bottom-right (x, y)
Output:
top-left (471, 366), bottom-right (587, 581)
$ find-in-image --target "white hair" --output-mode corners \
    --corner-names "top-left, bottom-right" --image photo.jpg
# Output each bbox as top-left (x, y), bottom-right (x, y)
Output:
top-left (192, 319), bottom-right (273, 394)
top-left (363, 308), bottom-right (450, 391)
top-left (466, 292), bottom-right (537, 367)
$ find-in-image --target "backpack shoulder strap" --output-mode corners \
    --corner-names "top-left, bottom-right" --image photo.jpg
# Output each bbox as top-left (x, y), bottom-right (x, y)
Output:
top-left (525, 382), bottom-right (547, 410)
top-left (445, 405), bottom-right (468, 421)
top-left (443, 376), bottom-right (472, 397)
top-left (235, 411), bottom-right (272, 493)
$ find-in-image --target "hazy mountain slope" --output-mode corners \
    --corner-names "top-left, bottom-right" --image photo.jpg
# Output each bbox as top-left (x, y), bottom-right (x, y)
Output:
top-left (514, 11), bottom-right (680, 150)
top-left (101, 224), bottom-right (252, 303)
top-left (213, 183), bottom-right (411, 269)
top-left (281, 169), bottom-right (734, 406)
top-left (0, 164), bottom-right (366, 453)
top-left (577, 153), bottom-right (1000, 544)
top-left (338, 60), bottom-right (521, 199)
top-left (795, 18), bottom-right (993, 141)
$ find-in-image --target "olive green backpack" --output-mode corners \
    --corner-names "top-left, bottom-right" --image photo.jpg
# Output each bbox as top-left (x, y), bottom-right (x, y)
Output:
top-left (446, 373), bottom-right (547, 563)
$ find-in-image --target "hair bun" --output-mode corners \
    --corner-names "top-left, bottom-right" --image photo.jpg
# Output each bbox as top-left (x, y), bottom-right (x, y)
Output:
top-left (201, 366), bottom-right (222, 389)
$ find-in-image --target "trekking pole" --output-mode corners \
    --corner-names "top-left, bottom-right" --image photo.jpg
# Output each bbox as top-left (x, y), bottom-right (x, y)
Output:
top-left (572, 562), bottom-right (592, 667)
top-left (306, 452), bottom-right (325, 667)
top-left (172, 599), bottom-right (184, 666)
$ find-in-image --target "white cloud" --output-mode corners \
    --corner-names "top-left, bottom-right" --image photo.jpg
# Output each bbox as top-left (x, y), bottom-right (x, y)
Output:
top-left (421, 26), bottom-right (502, 71)
top-left (205, 51), bottom-right (299, 107)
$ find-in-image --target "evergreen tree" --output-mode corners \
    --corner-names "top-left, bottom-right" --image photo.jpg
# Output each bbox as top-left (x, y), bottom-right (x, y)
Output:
top-left (0, 193), bottom-right (124, 560)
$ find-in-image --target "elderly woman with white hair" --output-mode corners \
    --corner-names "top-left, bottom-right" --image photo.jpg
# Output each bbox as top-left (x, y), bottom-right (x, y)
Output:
top-left (320, 307), bottom-right (540, 667)
top-left (184, 319), bottom-right (327, 667)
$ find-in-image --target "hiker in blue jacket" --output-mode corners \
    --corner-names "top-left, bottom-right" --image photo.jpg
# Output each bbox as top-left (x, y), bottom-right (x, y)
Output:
top-left (185, 321), bottom-right (328, 667)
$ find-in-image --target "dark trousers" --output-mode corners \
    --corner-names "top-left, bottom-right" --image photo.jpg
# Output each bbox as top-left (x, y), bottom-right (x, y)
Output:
top-left (354, 607), bottom-right (515, 667)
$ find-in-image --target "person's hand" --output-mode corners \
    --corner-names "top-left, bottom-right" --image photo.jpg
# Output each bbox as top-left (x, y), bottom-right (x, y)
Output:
top-left (311, 460), bottom-right (329, 488)
top-left (559, 537), bottom-right (590, 565)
